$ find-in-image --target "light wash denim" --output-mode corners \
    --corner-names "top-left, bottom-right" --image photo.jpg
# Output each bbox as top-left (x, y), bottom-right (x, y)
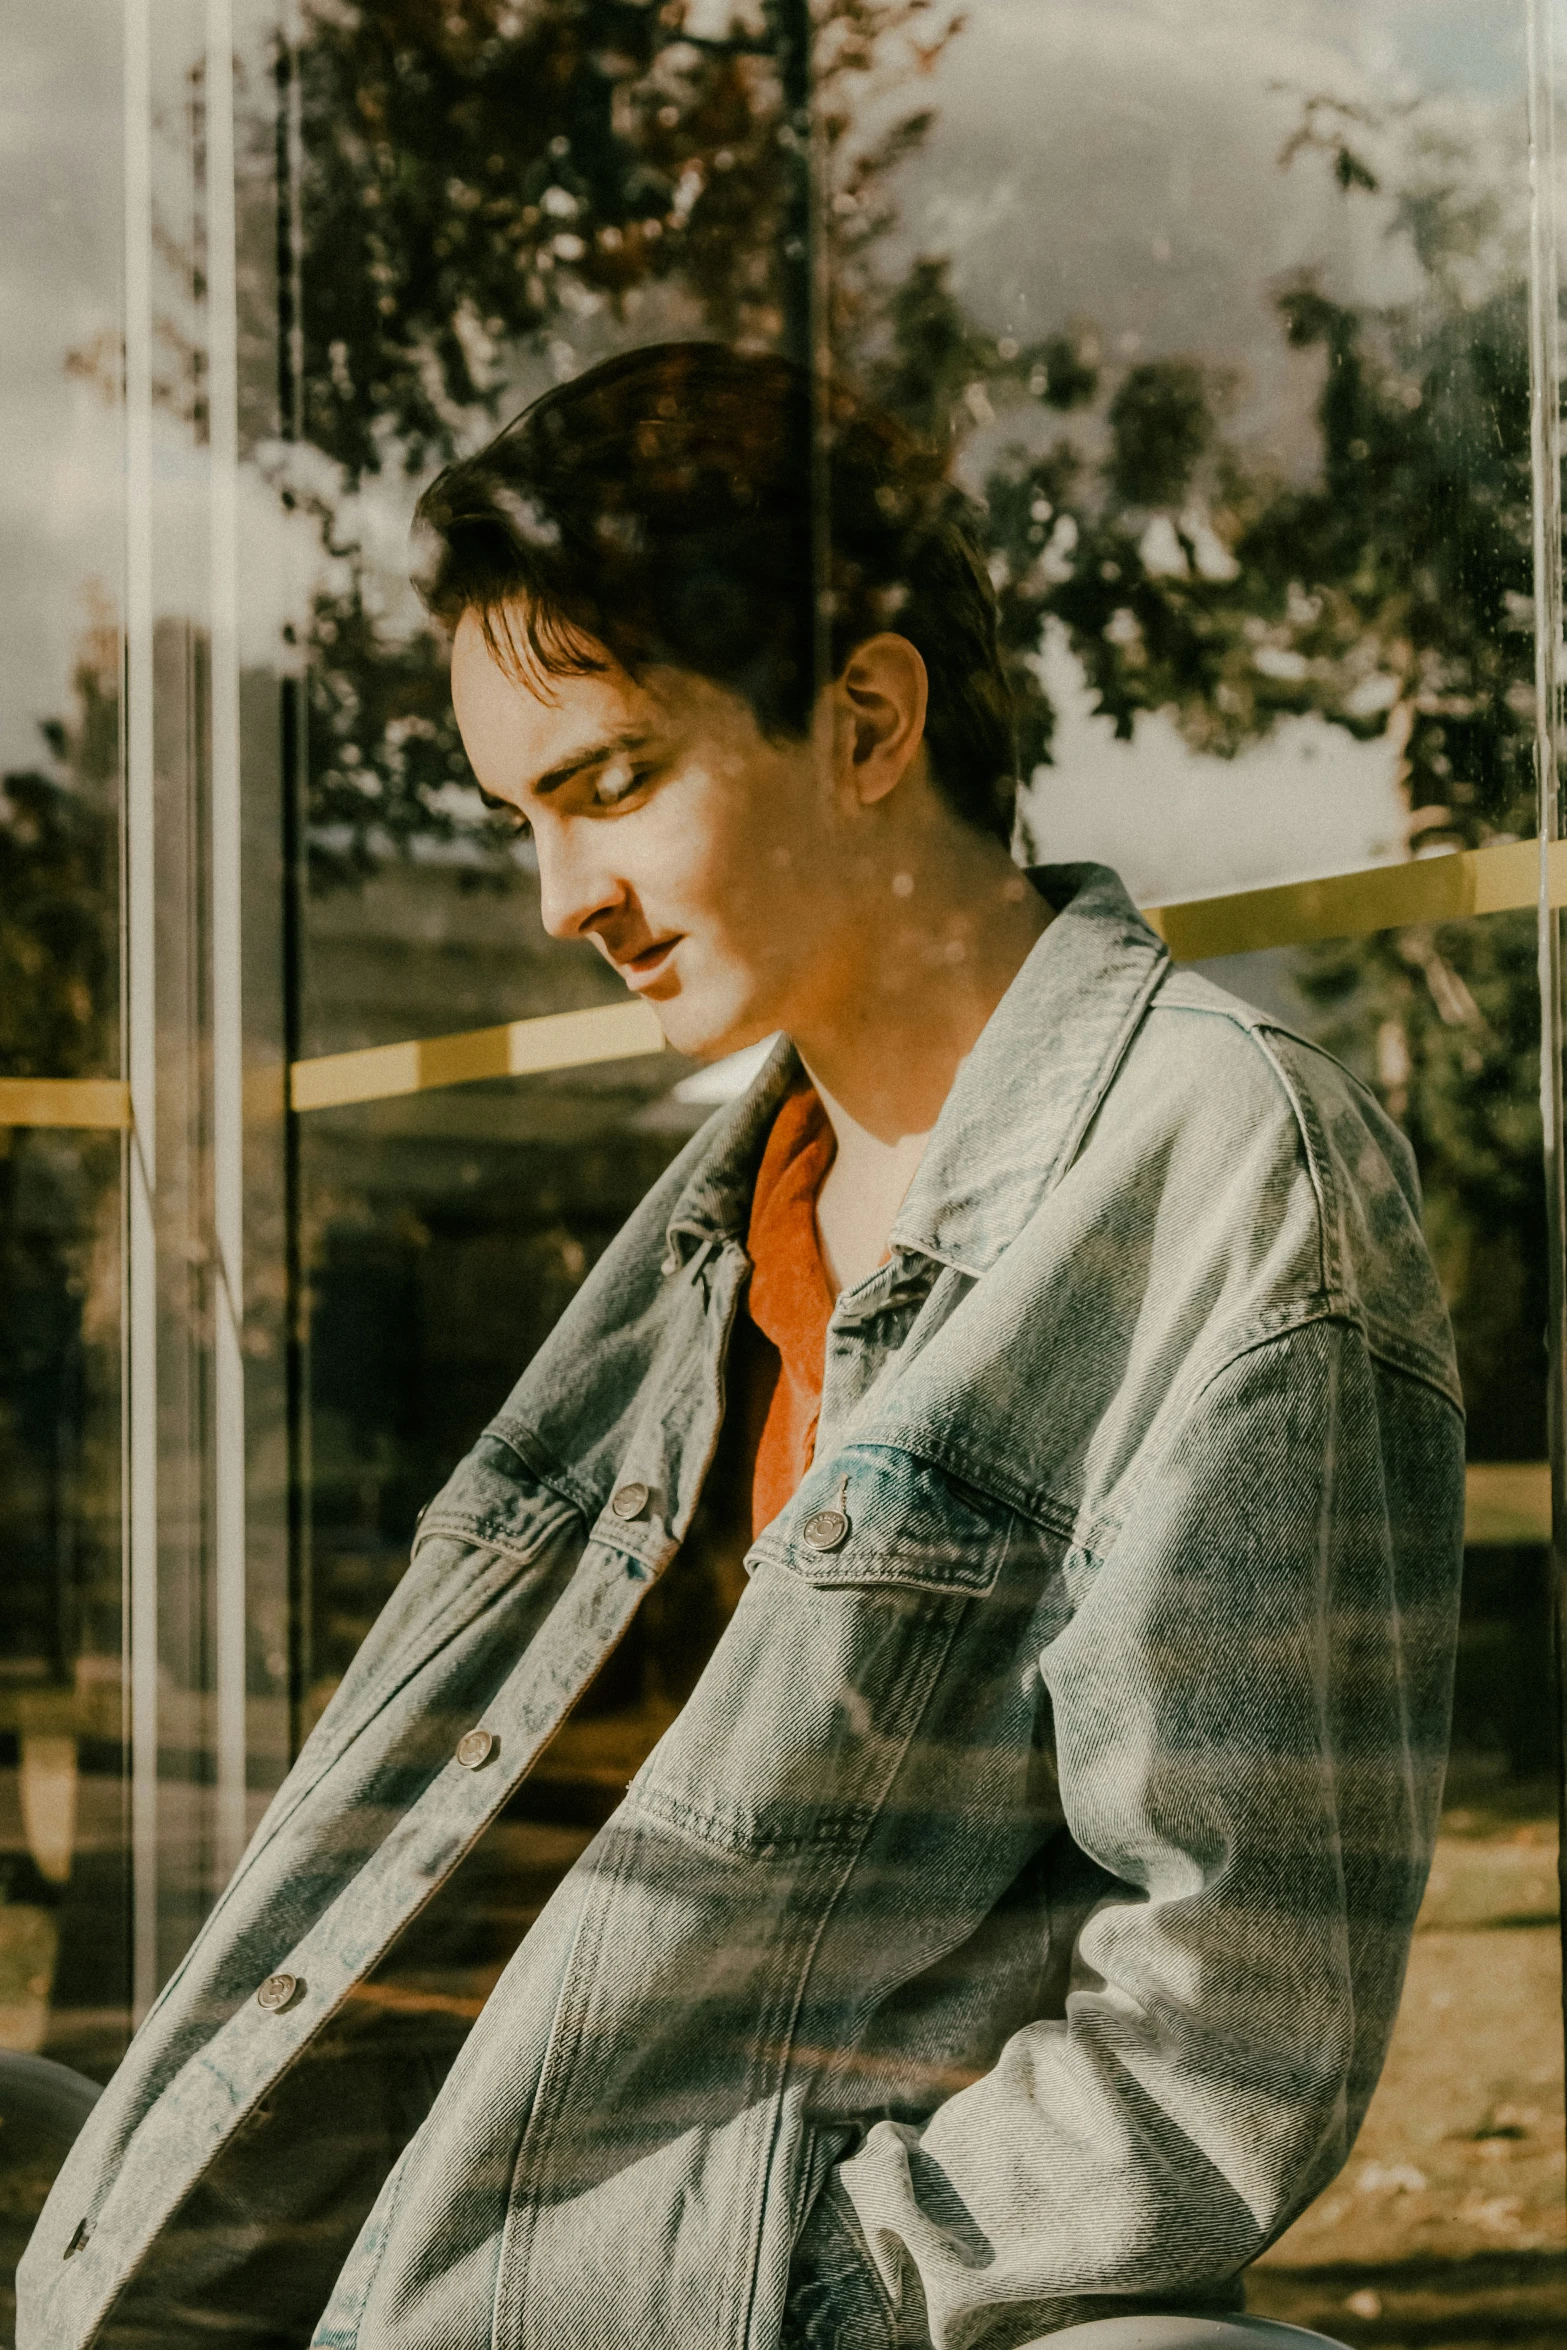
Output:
top-left (22, 865), bottom-right (1465, 2350)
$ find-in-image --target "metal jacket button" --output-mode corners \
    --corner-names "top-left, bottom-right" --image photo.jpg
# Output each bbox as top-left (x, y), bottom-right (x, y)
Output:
top-left (256, 1972), bottom-right (300, 2014)
top-left (802, 1507), bottom-right (850, 1552)
top-left (610, 1481), bottom-right (650, 1522)
top-left (457, 1728), bottom-right (496, 1770)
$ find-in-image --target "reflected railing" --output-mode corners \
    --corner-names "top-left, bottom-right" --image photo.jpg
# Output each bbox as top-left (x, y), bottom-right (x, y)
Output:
top-left (7, 832), bottom-right (1567, 1129)
top-left (5, 833), bottom-right (1562, 1559)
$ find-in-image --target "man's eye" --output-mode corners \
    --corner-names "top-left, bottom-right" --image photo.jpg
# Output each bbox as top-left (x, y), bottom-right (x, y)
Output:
top-left (593, 759), bottom-right (645, 807)
top-left (478, 788), bottom-right (530, 837)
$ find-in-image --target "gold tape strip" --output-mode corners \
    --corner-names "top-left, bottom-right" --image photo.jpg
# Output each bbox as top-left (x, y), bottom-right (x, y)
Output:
top-left (13, 842), bottom-right (1565, 1126)
top-left (1463, 1460), bottom-right (1551, 1547)
top-left (1144, 837), bottom-right (1567, 961)
top-left (0, 1077), bottom-right (132, 1130)
top-left (289, 998), bottom-right (666, 1112)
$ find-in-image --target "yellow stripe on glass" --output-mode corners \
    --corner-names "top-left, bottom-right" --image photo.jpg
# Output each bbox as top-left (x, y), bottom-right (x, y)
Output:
top-left (0, 1078), bottom-right (132, 1129)
top-left (288, 998), bottom-right (666, 1112)
top-left (1462, 1461), bottom-right (1552, 1547)
top-left (1144, 837), bottom-right (1567, 962)
top-left (10, 838), bottom-right (1567, 1127)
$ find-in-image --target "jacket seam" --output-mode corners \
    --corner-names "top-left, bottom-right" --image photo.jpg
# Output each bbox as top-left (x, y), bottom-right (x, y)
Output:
top-left (1362, 1331), bottom-right (1467, 1416)
top-left (1049, 936), bottom-right (1172, 1191)
top-left (485, 1417), bottom-right (600, 1520)
top-left (1100, 1299), bottom-right (1461, 1554)
top-left (230, 1501), bottom-right (581, 1881)
top-left (1179, 1288), bottom-right (1461, 1420)
top-left (492, 1817), bottom-right (634, 2347)
top-left (632, 1781), bottom-right (876, 1860)
top-left (1246, 1026), bottom-right (1339, 1296)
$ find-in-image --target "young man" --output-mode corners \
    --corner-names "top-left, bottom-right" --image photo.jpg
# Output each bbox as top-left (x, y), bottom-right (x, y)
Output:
top-left (25, 342), bottom-right (1465, 2350)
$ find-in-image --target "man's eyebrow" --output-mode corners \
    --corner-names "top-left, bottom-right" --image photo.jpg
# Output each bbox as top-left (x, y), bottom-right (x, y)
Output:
top-left (528, 729), bottom-right (652, 799)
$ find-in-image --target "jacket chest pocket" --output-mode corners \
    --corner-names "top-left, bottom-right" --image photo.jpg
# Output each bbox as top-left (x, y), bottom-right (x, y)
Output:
top-left (626, 1448), bottom-right (1026, 1863)
top-left (749, 1443), bottom-right (1018, 1598)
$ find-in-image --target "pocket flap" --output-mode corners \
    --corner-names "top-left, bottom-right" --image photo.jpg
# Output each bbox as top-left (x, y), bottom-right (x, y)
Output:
top-left (415, 1429), bottom-right (578, 1567)
top-left (748, 1445), bottom-right (1014, 1595)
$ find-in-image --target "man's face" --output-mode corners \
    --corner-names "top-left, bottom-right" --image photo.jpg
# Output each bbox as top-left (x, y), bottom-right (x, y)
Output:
top-left (450, 610), bottom-right (849, 1061)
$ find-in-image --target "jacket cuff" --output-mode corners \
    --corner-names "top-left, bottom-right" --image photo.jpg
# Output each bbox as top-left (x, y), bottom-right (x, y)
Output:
top-left (781, 2181), bottom-right (899, 2350)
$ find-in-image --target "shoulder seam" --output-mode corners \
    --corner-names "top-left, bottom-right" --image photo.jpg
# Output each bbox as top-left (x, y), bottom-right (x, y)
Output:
top-left (1150, 987), bottom-right (1391, 1124)
top-left (1147, 991), bottom-right (1338, 1297)
top-left (1246, 1026), bottom-right (1339, 1295)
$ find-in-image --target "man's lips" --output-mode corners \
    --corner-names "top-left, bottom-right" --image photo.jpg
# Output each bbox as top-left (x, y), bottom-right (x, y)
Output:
top-left (614, 936), bottom-right (682, 991)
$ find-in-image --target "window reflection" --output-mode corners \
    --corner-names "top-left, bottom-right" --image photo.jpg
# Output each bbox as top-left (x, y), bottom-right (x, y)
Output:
top-left (0, 0), bottom-right (129, 2118)
top-left (0, 0), bottom-right (1562, 2340)
top-left (289, 3), bottom-right (1561, 2333)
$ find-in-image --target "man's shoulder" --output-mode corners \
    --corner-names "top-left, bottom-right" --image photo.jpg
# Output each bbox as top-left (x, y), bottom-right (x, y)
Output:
top-left (1095, 961), bottom-right (1457, 1404)
top-left (1120, 961), bottom-right (1414, 1190)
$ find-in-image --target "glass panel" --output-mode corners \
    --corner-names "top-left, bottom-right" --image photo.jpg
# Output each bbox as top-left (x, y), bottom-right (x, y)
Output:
top-left (0, 0), bottom-right (129, 2074)
top-left (286, 0), bottom-right (813, 1788)
top-left (7, 0), bottom-right (1565, 2340)
top-left (274, 0), bottom-right (1563, 2331)
top-left (0, 3), bottom-right (131, 2320)
top-left (128, 0), bottom-right (293, 2005)
top-left (1, 2), bottom-right (294, 2313)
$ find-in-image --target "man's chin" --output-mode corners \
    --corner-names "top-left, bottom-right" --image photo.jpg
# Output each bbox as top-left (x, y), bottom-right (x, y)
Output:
top-left (647, 993), bottom-right (771, 1068)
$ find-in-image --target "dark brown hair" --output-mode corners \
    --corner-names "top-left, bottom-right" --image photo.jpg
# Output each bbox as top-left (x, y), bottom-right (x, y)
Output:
top-left (413, 341), bottom-right (1016, 840)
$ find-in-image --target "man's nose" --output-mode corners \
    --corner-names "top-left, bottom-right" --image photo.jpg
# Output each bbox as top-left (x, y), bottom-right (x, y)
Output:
top-left (534, 828), bottom-right (624, 943)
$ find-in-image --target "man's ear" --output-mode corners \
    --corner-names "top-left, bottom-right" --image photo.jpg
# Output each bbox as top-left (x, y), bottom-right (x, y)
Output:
top-left (835, 634), bottom-right (929, 807)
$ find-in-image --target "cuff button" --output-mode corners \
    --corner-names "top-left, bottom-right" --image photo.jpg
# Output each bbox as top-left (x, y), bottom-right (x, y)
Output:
top-left (610, 1481), bottom-right (650, 1522)
top-left (256, 1972), bottom-right (301, 2014)
top-left (457, 1727), bottom-right (497, 1770)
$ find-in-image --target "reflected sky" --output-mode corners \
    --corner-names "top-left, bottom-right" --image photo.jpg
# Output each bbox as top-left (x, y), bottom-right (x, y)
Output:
top-left (0, 0), bottom-right (1539, 896)
top-left (0, 3), bottom-right (123, 776)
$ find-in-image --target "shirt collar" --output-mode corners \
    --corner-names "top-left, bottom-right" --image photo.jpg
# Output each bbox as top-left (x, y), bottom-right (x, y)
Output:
top-left (663, 862), bottom-right (1168, 1277)
top-left (892, 862), bottom-right (1169, 1274)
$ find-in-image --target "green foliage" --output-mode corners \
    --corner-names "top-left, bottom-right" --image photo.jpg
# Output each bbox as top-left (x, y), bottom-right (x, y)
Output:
top-left (0, 640), bottom-right (117, 1082)
top-left (293, 0), bottom-right (805, 486)
top-left (1106, 361), bottom-right (1215, 508)
top-left (277, 26), bottom-right (1551, 1436)
top-left (288, 0), bottom-right (961, 884)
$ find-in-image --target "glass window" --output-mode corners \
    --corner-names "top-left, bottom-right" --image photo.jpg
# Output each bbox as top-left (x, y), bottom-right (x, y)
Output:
top-left (1, 0), bottom-right (129, 2080)
top-left (4, 0), bottom-right (1564, 2340)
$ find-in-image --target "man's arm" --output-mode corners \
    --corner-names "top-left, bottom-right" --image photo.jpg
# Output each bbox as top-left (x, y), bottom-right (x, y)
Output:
top-left (783, 1316), bottom-right (1464, 2348)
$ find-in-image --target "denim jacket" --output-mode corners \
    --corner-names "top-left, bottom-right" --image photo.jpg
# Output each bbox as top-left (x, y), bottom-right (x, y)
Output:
top-left (23, 865), bottom-right (1465, 2350)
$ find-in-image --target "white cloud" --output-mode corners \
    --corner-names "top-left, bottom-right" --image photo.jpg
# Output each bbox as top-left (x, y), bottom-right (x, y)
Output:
top-left (1022, 625), bottom-right (1409, 906)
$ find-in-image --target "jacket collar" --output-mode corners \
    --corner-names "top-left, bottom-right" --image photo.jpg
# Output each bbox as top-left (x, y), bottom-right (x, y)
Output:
top-left (663, 863), bottom-right (1168, 1279)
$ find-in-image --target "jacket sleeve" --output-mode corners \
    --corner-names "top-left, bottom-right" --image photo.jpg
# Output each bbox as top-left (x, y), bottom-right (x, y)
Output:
top-left (782, 1316), bottom-right (1464, 2349)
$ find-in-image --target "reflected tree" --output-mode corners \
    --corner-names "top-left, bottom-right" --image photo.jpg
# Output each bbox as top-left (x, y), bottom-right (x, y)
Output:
top-left (0, 629), bottom-right (121, 1682)
top-left (824, 99), bottom-right (1538, 1459)
top-left (282, 0), bottom-right (959, 882)
top-left (276, 22), bottom-right (1547, 1448)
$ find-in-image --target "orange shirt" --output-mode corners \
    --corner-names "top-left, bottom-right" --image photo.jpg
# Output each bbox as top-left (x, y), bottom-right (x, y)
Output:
top-left (743, 1081), bottom-right (837, 1538)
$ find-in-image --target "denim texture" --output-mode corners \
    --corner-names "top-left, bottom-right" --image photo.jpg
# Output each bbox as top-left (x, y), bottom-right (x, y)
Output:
top-left (21, 866), bottom-right (1465, 2350)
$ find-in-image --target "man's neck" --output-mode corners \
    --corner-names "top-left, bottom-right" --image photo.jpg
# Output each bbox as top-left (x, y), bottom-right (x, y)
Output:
top-left (794, 835), bottom-right (1053, 1292)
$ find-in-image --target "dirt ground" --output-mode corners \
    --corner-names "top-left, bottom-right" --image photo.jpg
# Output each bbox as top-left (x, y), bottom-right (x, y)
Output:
top-left (2, 1774), bottom-right (1562, 2347)
top-left (1250, 1786), bottom-right (1565, 2347)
